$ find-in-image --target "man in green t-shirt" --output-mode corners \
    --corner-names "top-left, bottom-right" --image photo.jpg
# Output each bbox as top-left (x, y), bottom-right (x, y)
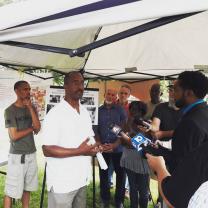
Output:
top-left (4, 80), bottom-right (41, 208)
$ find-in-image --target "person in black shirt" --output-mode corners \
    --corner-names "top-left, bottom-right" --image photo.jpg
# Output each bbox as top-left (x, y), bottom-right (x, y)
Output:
top-left (151, 84), bottom-right (182, 142)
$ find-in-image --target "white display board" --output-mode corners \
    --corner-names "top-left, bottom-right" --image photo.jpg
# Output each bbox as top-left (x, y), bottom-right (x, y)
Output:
top-left (45, 86), bottom-right (99, 125)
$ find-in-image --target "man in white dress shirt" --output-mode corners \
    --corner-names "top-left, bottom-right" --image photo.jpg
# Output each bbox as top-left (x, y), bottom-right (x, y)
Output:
top-left (42, 71), bottom-right (98, 208)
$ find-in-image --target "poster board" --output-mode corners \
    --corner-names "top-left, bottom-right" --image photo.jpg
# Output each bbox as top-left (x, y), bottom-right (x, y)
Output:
top-left (31, 86), bottom-right (47, 120)
top-left (45, 86), bottom-right (99, 125)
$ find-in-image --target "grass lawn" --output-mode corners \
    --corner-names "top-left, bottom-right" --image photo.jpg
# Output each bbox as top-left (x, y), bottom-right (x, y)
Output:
top-left (0, 166), bottom-right (159, 208)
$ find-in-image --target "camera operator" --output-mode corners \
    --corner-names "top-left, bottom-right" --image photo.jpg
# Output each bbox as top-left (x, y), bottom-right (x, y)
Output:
top-left (146, 142), bottom-right (208, 208)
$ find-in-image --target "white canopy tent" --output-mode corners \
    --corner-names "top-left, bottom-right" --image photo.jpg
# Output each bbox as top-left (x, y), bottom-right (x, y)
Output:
top-left (0, 0), bottom-right (208, 82)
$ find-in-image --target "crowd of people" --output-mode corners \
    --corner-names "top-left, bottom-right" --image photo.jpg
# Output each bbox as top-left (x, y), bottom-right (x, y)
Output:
top-left (2, 70), bottom-right (208, 208)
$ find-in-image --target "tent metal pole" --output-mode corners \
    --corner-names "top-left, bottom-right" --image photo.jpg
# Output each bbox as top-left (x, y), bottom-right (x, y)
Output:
top-left (84, 71), bottom-right (161, 83)
top-left (105, 72), bottom-right (133, 77)
top-left (69, 11), bottom-right (201, 57)
top-left (1, 64), bottom-right (47, 80)
top-left (0, 62), bottom-right (45, 70)
top-left (0, 41), bottom-right (72, 55)
top-left (0, 12), bottom-right (202, 58)
top-left (0, 63), bottom-right (67, 79)
top-left (82, 27), bottom-right (102, 71)
top-left (84, 71), bottom-right (164, 82)
top-left (84, 71), bottom-right (133, 83)
top-left (92, 156), bottom-right (96, 208)
top-left (84, 71), bottom-right (118, 80)
top-left (129, 77), bottom-right (161, 84)
top-left (40, 163), bottom-right (47, 208)
top-left (132, 71), bottom-right (163, 79)
top-left (0, 41), bottom-right (83, 58)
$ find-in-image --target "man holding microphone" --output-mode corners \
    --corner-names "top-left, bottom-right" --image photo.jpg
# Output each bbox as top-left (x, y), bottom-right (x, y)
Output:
top-left (146, 71), bottom-right (208, 208)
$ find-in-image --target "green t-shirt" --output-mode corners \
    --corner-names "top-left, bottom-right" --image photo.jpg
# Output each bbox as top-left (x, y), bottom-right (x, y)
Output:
top-left (4, 104), bottom-right (36, 154)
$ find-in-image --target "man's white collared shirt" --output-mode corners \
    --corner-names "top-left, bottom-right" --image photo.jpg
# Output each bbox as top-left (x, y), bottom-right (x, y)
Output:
top-left (42, 100), bottom-right (94, 193)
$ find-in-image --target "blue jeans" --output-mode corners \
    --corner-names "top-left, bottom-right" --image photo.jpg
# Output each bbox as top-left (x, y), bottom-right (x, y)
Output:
top-left (99, 152), bottom-right (125, 204)
top-left (125, 168), bottom-right (149, 208)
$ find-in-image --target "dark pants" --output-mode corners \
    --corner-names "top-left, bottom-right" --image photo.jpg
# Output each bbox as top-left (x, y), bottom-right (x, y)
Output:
top-left (126, 168), bottom-right (149, 208)
top-left (99, 152), bottom-right (125, 204)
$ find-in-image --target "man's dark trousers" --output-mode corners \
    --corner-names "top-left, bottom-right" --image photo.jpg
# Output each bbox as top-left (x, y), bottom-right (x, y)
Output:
top-left (99, 152), bottom-right (125, 205)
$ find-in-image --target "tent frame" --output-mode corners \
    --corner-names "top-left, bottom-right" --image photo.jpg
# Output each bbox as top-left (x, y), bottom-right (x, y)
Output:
top-left (0, 11), bottom-right (203, 82)
top-left (1, 61), bottom-right (202, 83)
top-left (1, 11), bottom-right (200, 57)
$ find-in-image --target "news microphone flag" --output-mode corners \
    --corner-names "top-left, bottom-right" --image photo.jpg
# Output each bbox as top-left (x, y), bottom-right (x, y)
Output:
top-left (131, 133), bottom-right (152, 152)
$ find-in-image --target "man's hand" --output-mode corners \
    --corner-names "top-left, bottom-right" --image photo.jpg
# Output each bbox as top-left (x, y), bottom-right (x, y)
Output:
top-left (22, 98), bottom-right (33, 109)
top-left (97, 143), bottom-right (104, 153)
top-left (146, 153), bottom-right (173, 208)
top-left (102, 143), bottom-right (117, 153)
top-left (137, 124), bottom-right (152, 133)
top-left (23, 97), bottom-right (41, 133)
top-left (119, 132), bottom-right (132, 147)
top-left (146, 153), bottom-right (166, 173)
top-left (151, 131), bottom-right (163, 140)
top-left (32, 127), bottom-right (40, 135)
top-left (78, 139), bottom-right (99, 156)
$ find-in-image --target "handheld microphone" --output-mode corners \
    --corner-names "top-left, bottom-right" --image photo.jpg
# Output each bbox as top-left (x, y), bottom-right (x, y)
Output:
top-left (109, 123), bottom-right (172, 161)
top-left (109, 123), bottom-right (154, 153)
top-left (88, 137), bottom-right (108, 170)
top-left (109, 123), bottom-right (131, 141)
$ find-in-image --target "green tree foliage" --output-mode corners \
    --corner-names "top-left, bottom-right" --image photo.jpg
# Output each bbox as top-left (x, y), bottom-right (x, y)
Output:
top-left (52, 71), bottom-right (64, 86)
top-left (160, 80), bottom-right (169, 102)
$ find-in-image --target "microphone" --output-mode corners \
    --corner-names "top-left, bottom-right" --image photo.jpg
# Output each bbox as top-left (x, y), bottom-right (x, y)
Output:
top-left (109, 123), bottom-right (154, 153)
top-left (109, 123), bottom-right (131, 141)
top-left (88, 137), bottom-right (108, 170)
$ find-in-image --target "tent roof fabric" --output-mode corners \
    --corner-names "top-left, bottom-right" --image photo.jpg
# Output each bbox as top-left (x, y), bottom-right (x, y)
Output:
top-left (0, 0), bottom-right (208, 81)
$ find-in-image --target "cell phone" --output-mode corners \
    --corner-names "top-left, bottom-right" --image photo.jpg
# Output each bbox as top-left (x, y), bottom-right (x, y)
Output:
top-left (134, 117), bottom-right (151, 129)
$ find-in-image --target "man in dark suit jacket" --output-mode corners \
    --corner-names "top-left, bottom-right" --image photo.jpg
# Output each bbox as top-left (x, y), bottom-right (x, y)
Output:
top-left (146, 71), bottom-right (208, 208)
top-left (171, 71), bottom-right (208, 170)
